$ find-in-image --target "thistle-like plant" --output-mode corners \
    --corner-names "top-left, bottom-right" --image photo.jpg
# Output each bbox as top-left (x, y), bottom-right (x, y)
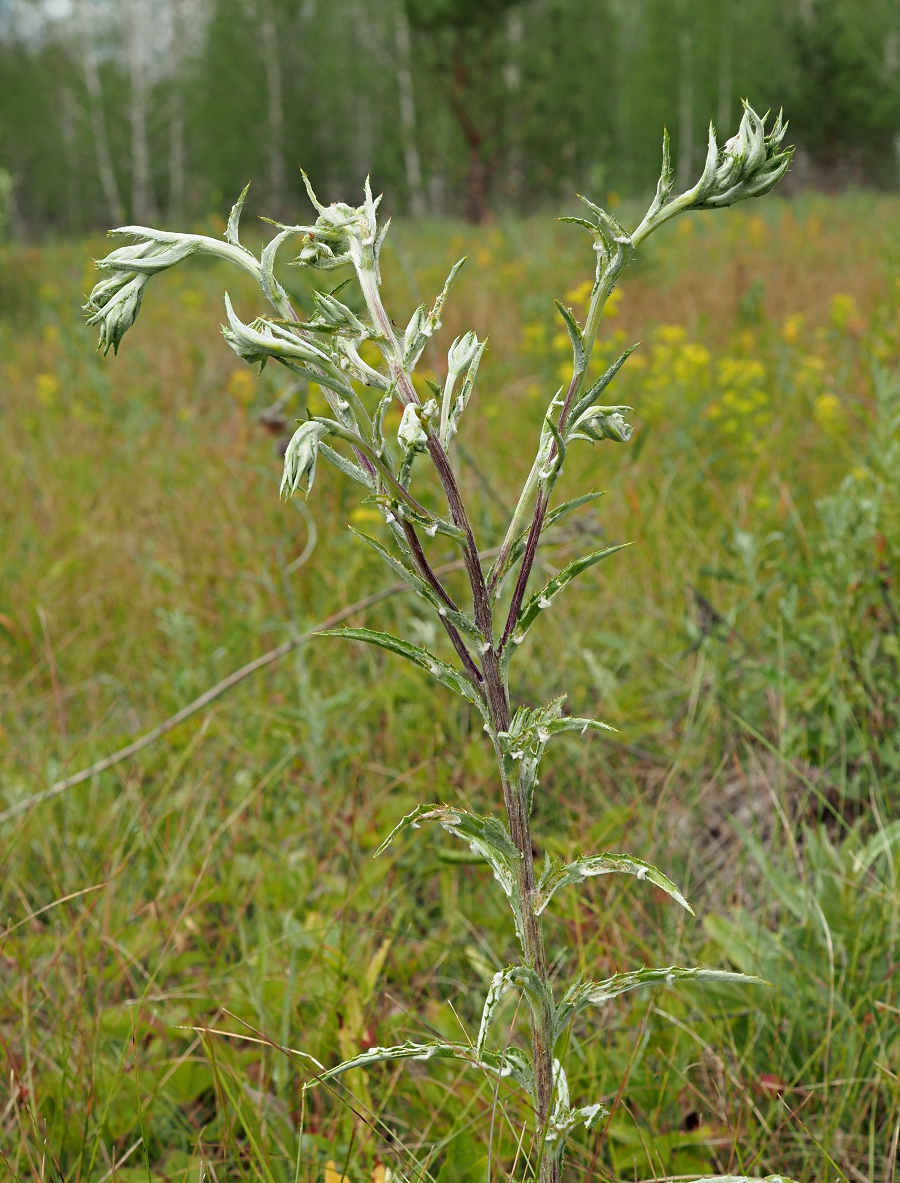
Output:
top-left (86, 104), bottom-right (795, 1183)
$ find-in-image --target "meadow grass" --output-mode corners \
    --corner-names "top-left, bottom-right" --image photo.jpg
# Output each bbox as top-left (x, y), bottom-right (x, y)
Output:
top-left (1, 193), bottom-right (899, 1183)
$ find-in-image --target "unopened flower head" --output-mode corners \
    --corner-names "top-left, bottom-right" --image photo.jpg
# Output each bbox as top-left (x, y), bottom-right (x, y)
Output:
top-left (221, 294), bottom-right (330, 370)
top-left (447, 331), bottom-right (480, 377)
top-left (280, 420), bottom-right (331, 498)
top-left (293, 173), bottom-right (382, 271)
top-left (398, 403), bottom-right (429, 453)
top-left (84, 270), bottom-right (150, 355)
top-left (693, 103), bottom-right (791, 210)
top-left (570, 405), bottom-right (633, 443)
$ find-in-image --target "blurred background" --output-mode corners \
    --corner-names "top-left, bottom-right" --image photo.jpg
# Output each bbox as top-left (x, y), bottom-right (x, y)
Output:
top-left (2, 0), bottom-right (900, 234)
top-left (3, 4), bottom-right (900, 1182)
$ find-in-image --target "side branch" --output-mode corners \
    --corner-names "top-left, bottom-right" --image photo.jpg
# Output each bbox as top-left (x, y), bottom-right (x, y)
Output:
top-left (401, 518), bottom-right (484, 684)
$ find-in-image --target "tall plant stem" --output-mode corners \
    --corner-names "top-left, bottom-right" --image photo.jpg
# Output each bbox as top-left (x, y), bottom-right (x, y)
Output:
top-left (357, 250), bottom-right (557, 1178)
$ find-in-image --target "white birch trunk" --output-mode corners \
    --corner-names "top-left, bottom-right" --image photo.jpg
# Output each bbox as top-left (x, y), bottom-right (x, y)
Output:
top-left (259, 0), bottom-right (285, 212)
top-left (169, 0), bottom-right (186, 219)
top-left (125, 0), bottom-right (156, 223)
top-left (77, 0), bottom-right (125, 226)
top-left (59, 82), bottom-right (81, 229)
top-left (394, 2), bottom-right (425, 216)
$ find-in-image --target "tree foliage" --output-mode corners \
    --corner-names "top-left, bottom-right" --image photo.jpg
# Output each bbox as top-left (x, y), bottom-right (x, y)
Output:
top-left (0, 0), bottom-right (897, 235)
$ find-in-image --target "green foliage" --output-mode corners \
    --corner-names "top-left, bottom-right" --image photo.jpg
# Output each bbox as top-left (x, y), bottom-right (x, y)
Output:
top-left (4, 0), bottom-right (900, 234)
top-left (72, 102), bottom-right (796, 1183)
top-left (689, 366), bottom-right (900, 798)
top-left (404, 0), bottom-right (520, 30)
top-left (3, 192), bottom-right (900, 1183)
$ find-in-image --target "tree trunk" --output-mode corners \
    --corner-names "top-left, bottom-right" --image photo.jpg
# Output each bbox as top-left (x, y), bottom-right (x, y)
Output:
top-left (677, 24), bottom-right (694, 191)
top-left (258, 0), bottom-right (285, 214)
top-left (394, 2), bottom-right (426, 216)
top-left (125, 0), bottom-right (156, 223)
top-left (169, 0), bottom-right (186, 220)
top-left (58, 82), bottom-right (81, 230)
top-left (504, 9), bottom-right (523, 207)
top-left (77, 0), bottom-right (125, 226)
top-left (717, 0), bottom-right (733, 134)
top-left (451, 38), bottom-right (489, 223)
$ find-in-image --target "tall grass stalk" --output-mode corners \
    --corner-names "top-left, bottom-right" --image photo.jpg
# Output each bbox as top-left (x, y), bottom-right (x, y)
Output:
top-left (86, 103), bottom-right (794, 1183)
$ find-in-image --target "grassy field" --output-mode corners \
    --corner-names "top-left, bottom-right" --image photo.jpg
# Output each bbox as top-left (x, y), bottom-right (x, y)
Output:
top-left (1, 193), bottom-right (899, 1183)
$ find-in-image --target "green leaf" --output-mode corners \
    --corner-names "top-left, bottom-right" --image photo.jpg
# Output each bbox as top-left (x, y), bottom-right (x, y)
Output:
top-left (681, 1177), bottom-right (798, 1182)
top-left (259, 227), bottom-right (296, 312)
top-left (375, 804), bottom-right (524, 943)
top-left (553, 300), bottom-right (585, 377)
top-left (534, 852), bottom-right (693, 917)
top-left (569, 343), bottom-right (641, 424)
top-left (476, 965), bottom-right (551, 1057)
top-left (318, 444), bottom-right (373, 489)
top-left (428, 256), bottom-right (467, 330)
top-left (503, 544), bottom-right (629, 662)
top-left (502, 492), bottom-right (606, 576)
top-left (225, 183), bottom-right (252, 250)
top-left (318, 628), bottom-right (484, 711)
top-left (316, 1039), bottom-right (533, 1093)
top-left (555, 967), bottom-right (767, 1038)
top-left (541, 414), bottom-right (567, 482)
top-left (577, 197), bottom-right (633, 264)
top-left (498, 696), bottom-right (615, 813)
top-left (651, 127), bottom-right (675, 215)
top-left (348, 527), bottom-right (480, 639)
top-left (545, 1062), bottom-right (609, 1155)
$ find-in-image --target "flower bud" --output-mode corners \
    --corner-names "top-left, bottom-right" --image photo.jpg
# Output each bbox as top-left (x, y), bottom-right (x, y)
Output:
top-left (280, 420), bottom-right (331, 498)
top-left (84, 271), bottom-right (150, 355)
top-left (221, 294), bottom-right (331, 370)
top-left (292, 174), bottom-right (383, 272)
top-left (569, 405), bottom-right (633, 443)
top-left (398, 403), bottom-right (428, 453)
top-left (693, 103), bottom-right (791, 210)
top-left (447, 331), bottom-right (480, 377)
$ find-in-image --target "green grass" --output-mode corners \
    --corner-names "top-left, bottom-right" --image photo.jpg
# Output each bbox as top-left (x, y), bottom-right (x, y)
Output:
top-left (1, 194), bottom-right (899, 1183)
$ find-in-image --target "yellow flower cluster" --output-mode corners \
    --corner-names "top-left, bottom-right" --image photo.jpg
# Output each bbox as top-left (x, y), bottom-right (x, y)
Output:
top-left (705, 356), bottom-right (770, 447)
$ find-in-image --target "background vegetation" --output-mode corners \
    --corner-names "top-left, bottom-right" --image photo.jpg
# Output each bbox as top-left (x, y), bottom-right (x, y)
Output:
top-left (1, 194), bottom-right (900, 1181)
top-left (4, 0), bottom-right (900, 234)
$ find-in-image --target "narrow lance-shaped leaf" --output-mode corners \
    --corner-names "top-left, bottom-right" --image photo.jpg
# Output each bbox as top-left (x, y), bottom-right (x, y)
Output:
top-left (375, 804), bottom-right (524, 944)
top-left (312, 1040), bottom-right (533, 1094)
top-left (499, 696), bottom-right (616, 814)
top-left (476, 970), bottom-right (511, 1058)
top-left (681, 1177), bottom-right (798, 1183)
top-left (348, 527), bottom-right (481, 640)
top-left (545, 1061), bottom-right (609, 1154)
top-left (534, 852), bottom-right (694, 917)
top-left (554, 966), bottom-right (768, 1039)
top-left (554, 300), bottom-right (586, 379)
top-left (428, 256), bottom-right (467, 330)
top-left (259, 227), bottom-right (299, 316)
top-left (317, 628), bottom-right (485, 714)
top-left (318, 444), bottom-right (374, 490)
top-left (497, 491), bottom-right (606, 582)
top-left (476, 964), bottom-right (549, 1056)
top-left (503, 544), bottom-right (630, 665)
top-left (225, 183), bottom-right (252, 250)
top-left (569, 343), bottom-right (641, 424)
